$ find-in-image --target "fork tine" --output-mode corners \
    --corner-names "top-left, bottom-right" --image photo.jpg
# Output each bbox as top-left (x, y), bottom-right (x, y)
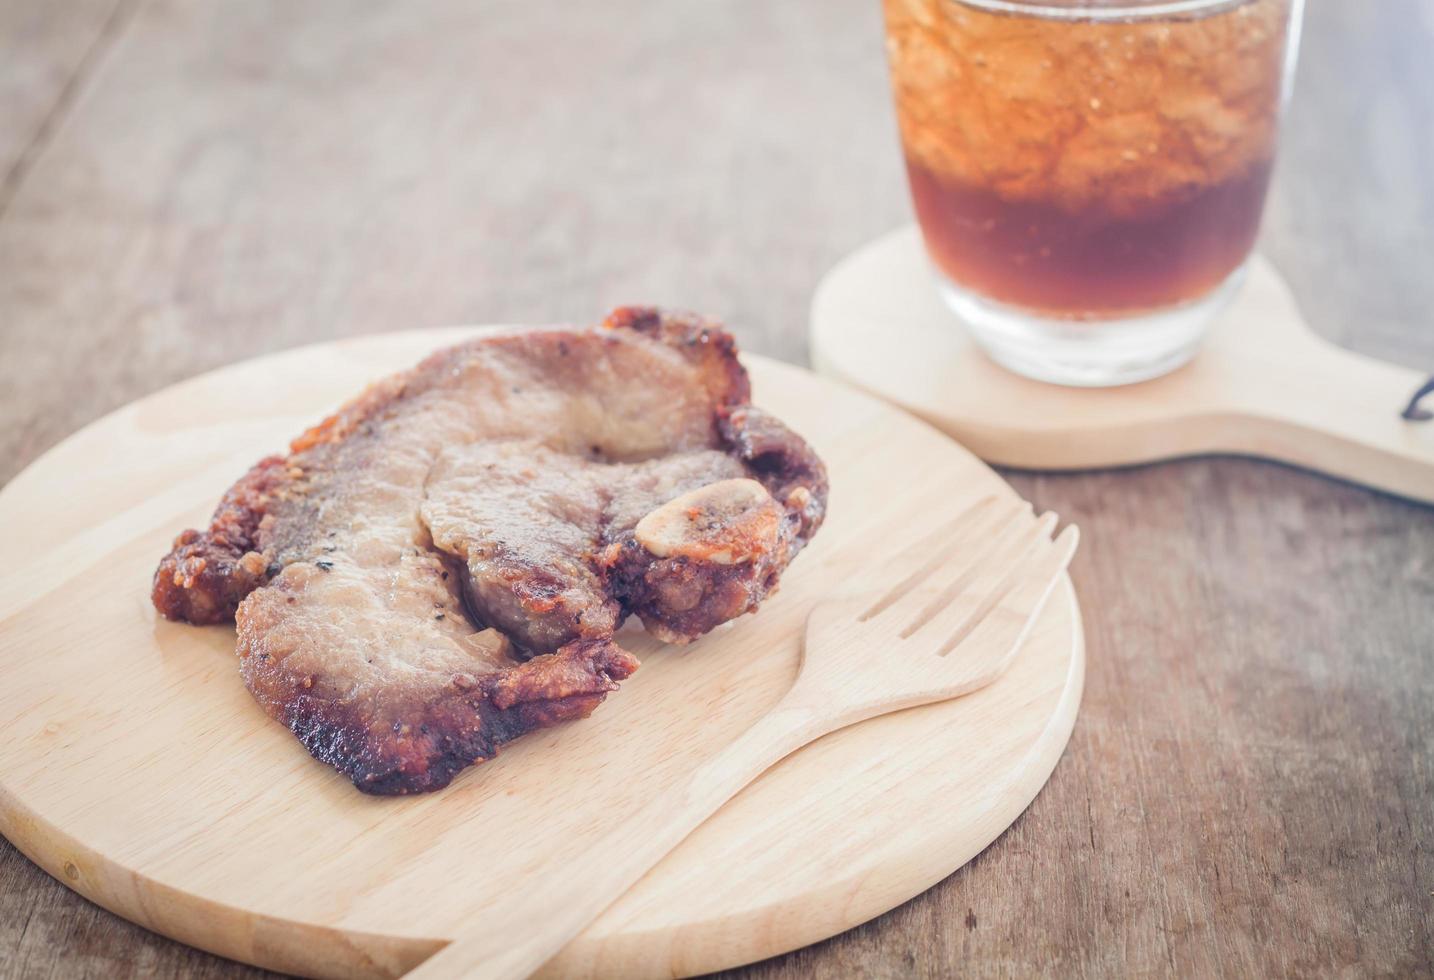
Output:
top-left (935, 524), bottom-right (1079, 677)
top-left (906, 513), bottom-right (1066, 651)
top-left (897, 510), bottom-right (1059, 642)
top-left (857, 495), bottom-right (1026, 622)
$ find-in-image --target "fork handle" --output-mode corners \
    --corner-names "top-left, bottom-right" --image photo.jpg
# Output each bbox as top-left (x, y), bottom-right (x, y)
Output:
top-left (404, 699), bottom-right (841, 979)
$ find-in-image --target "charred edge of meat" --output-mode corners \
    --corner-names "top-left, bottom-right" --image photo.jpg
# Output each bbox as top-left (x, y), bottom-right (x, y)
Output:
top-left (603, 306), bottom-right (752, 410)
top-left (151, 455), bottom-right (289, 625)
top-left (151, 309), bottom-right (829, 794)
top-left (606, 547), bottom-right (789, 645)
top-left (602, 405), bottom-right (827, 643)
top-left (719, 406), bottom-right (829, 550)
top-left (253, 639), bottom-right (639, 795)
top-left (154, 313), bottom-right (769, 630)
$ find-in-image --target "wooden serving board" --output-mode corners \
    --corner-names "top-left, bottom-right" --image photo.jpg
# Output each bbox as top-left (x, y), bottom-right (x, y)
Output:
top-left (0, 329), bottom-right (1083, 979)
top-left (811, 226), bottom-right (1434, 505)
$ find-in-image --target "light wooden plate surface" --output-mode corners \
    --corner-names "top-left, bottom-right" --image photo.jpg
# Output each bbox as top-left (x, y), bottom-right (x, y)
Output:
top-left (811, 227), bottom-right (1434, 505)
top-left (0, 329), bottom-right (1083, 979)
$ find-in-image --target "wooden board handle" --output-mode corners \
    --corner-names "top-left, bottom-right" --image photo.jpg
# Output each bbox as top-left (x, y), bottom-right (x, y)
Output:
top-left (1231, 333), bottom-right (1434, 503)
top-left (809, 230), bottom-right (1434, 506)
top-left (1401, 376), bottom-right (1434, 422)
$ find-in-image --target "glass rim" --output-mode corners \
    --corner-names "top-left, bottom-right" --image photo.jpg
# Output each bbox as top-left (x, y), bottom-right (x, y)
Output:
top-left (949, 0), bottom-right (1252, 21)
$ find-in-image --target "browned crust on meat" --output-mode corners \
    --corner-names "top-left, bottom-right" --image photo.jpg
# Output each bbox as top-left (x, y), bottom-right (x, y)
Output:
top-left (602, 305), bottom-right (751, 410)
top-left (719, 406), bottom-right (828, 551)
top-left (591, 311), bottom-right (828, 642)
top-left (153, 308), bottom-right (827, 794)
top-left (151, 456), bottom-right (287, 624)
top-left (154, 310), bottom-right (765, 629)
top-left (600, 405), bottom-right (828, 643)
top-left (240, 605), bottom-right (638, 795)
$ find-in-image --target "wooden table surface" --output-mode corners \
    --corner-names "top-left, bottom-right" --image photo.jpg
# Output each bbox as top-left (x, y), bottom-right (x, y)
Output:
top-left (2, 1), bottom-right (1431, 976)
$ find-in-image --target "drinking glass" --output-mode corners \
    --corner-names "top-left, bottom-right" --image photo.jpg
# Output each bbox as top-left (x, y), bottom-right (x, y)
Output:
top-left (884, 0), bottom-right (1305, 386)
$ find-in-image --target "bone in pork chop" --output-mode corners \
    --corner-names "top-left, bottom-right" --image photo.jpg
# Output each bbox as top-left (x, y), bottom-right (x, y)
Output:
top-left (152, 308), bottom-right (828, 794)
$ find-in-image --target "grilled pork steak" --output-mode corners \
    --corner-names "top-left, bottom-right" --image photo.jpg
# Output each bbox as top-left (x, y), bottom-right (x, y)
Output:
top-left (152, 308), bottom-right (827, 794)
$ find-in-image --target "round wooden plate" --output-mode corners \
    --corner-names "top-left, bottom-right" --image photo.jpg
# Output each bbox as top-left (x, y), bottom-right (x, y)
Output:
top-left (0, 329), bottom-right (1083, 979)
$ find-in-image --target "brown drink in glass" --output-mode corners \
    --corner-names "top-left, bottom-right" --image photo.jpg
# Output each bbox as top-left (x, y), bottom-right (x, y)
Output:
top-left (884, 0), bottom-right (1303, 385)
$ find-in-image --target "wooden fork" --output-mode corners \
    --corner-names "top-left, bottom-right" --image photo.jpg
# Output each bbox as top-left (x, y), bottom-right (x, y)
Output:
top-left (407, 495), bottom-right (1079, 979)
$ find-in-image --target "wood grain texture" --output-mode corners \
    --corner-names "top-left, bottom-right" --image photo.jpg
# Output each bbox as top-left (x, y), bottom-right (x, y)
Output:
top-left (0, 340), bottom-right (1082, 979)
top-left (1, 0), bottom-right (1432, 976)
top-left (0, 0), bottom-right (132, 217)
top-left (812, 237), bottom-right (1434, 503)
top-left (410, 497), bottom-right (1075, 979)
